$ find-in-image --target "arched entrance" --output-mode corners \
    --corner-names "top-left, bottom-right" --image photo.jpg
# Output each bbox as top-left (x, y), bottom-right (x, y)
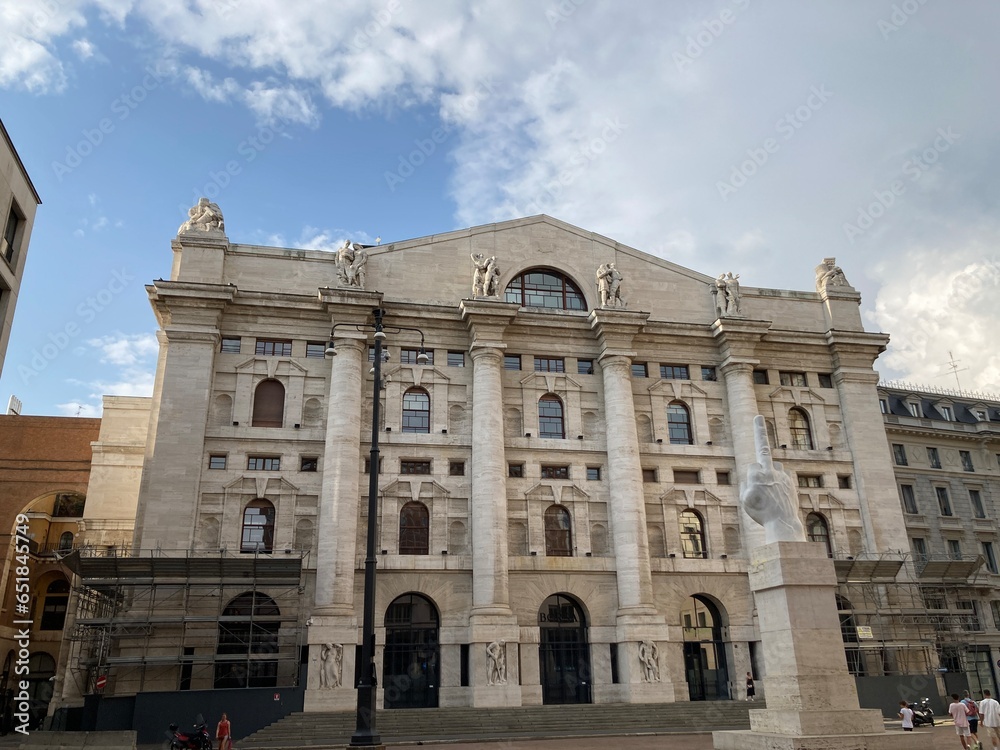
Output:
top-left (538, 594), bottom-right (592, 704)
top-left (681, 595), bottom-right (730, 700)
top-left (383, 593), bottom-right (439, 709)
top-left (214, 592), bottom-right (280, 688)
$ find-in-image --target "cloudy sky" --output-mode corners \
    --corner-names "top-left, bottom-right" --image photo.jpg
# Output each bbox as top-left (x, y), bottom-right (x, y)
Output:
top-left (1, 0), bottom-right (999, 416)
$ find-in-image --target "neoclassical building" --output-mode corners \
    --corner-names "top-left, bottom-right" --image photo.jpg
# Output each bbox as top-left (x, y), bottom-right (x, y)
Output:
top-left (63, 209), bottom-right (919, 722)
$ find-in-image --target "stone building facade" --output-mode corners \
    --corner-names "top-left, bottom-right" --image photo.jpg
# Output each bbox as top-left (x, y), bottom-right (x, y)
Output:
top-left (85, 211), bottom-right (920, 712)
top-left (0, 117), bottom-right (40, 380)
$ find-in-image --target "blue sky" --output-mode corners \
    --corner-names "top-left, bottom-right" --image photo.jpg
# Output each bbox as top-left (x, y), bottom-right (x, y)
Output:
top-left (2, 0), bottom-right (1000, 415)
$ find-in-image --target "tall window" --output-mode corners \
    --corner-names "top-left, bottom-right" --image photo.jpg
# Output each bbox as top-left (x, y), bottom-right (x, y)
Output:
top-left (667, 402), bottom-right (693, 445)
top-left (538, 395), bottom-right (565, 439)
top-left (960, 451), bottom-right (974, 472)
top-left (899, 485), bottom-right (918, 514)
top-left (984, 542), bottom-right (999, 574)
top-left (806, 513), bottom-right (832, 557)
top-left (241, 499), bottom-right (276, 552)
top-left (402, 388), bottom-right (431, 433)
top-left (679, 510), bottom-right (706, 558)
top-left (252, 379), bottom-right (285, 427)
top-left (544, 505), bottom-right (573, 556)
top-left (58, 532), bottom-right (74, 550)
top-left (892, 444), bottom-right (908, 466)
top-left (399, 502), bottom-right (430, 554)
top-left (3, 203), bottom-right (22, 262)
top-left (936, 486), bottom-right (952, 516)
top-left (215, 592), bottom-right (280, 688)
top-left (927, 447), bottom-right (941, 468)
top-left (504, 268), bottom-right (585, 310)
top-left (788, 408), bottom-right (814, 450)
top-left (40, 579), bottom-right (70, 630)
top-left (971, 490), bottom-right (987, 519)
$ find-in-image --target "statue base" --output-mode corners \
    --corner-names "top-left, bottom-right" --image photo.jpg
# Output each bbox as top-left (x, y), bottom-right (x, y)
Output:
top-left (714, 728), bottom-right (935, 750)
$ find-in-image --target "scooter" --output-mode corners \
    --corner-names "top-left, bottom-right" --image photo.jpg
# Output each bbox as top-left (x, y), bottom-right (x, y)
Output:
top-left (166, 715), bottom-right (212, 750)
top-left (911, 697), bottom-right (935, 727)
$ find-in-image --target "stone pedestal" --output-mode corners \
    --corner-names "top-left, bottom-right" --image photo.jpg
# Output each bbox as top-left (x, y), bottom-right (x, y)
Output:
top-left (713, 542), bottom-right (934, 750)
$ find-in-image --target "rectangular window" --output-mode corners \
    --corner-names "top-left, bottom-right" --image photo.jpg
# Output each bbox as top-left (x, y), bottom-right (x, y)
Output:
top-left (900, 485), bottom-right (918, 514)
top-left (534, 356), bottom-right (565, 373)
top-left (363, 458), bottom-right (383, 474)
top-left (577, 358), bottom-right (594, 375)
top-left (400, 460), bottom-right (431, 475)
top-left (940, 406), bottom-right (953, 421)
top-left (948, 539), bottom-right (962, 559)
top-left (992, 601), bottom-right (1000, 629)
top-left (460, 644), bottom-right (470, 687)
top-left (642, 468), bottom-right (657, 483)
top-left (368, 346), bottom-right (376, 363)
top-left (631, 362), bottom-right (648, 378)
top-left (879, 398), bottom-right (889, 414)
top-left (797, 475), bottom-right (823, 488)
top-left (779, 371), bottom-right (807, 387)
top-left (504, 354), bottom-right (522, 371)
top-left (300, 456), bottom-right (318, 472)
top-left (716, 471), bottom-right (731, 485)
top-left (911, 537), bottom-right (927, 561)
top-left (927, 447), bottom-right (941, 469)
top-left (449, 461), bottom-right (465, 477)
top-left (208, 455), bottom-right (227, 470)
top-left (817, 373), bottom-right (834, 388)
top-left (586, 467), bottom-right (601, 481)
top-left (3, 203), bottom-right (22, 263)
top-left (255, 339), bottom-right (292, 356)
top-left (960, 450), bottom-right (974, 472)
top-left (970, 489), bottom-right (986, 519)
top-left (447, 351), bottom-right (465, 367)
top-left (610, 643), bottom-right (620, 684)
top-left (908, 402), bottom-right (921, 417)
top-left (936, 486), bottom-right (953, 516)
top-left (220, 337), bottom-right (242, 353)
top-left (752, 369), bottom-right (769, 385)
top-left (837, 474), bottom-right (852, 489)
top-left (701, 366), bottom-right (718, 382)
top-left (660, 364), bottom-right (689, 380)
top-left (541, 465), bottom-right (569, 479)
top-left (400, 348), bottom-right (433, 365)
top-left (508, 463), bottom-right (524, 478)
top-left (958, 600), bottom-right (981, 631)
top-left (892, 444), bottom-right (908, 466)
top-left (305, 342), bottom-right (327, 358)
top-left (247, 456), bottom-right (281, 471)
top-left (984, 542), bottom-right (999, 574)
top-left (674, 469), bottom-right (700, 484)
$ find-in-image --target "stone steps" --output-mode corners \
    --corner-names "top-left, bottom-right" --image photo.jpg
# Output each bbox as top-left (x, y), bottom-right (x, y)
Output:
top-left (239, 701), bottom-right (761, 748)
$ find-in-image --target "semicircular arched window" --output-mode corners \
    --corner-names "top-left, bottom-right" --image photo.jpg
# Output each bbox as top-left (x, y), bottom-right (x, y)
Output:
top-left (789, 407), bottom-right (814, 450)
top-left (241, 499), bottom-right (276, 553)
top-left (806, 512), bottom-right (832, 557)
top-left (538, 394), bottom-right (565, 439)
top-left (504, 268), bottom-right (585, 311)
top-left (399, 502), bottom-right (430, 555)
top-left (679, 509), bottom-right (707, 559)
top-left (402, 388), bottom-right (430, 434)
top-left (252, 379), bottom-right (285, 427)
top-left (544, 505), bottom-right (573, 557)
top-left (667, 401), bottom-right (693, 445)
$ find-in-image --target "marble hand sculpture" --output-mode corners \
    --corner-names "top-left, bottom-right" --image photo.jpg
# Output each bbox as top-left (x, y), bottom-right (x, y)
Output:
top-left (741, 415), bottom-right (806, 543)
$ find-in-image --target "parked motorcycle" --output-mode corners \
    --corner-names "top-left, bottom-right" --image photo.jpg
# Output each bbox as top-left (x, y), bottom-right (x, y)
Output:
top-left (911, 697), bottom-right (935, 727)
top-left (166, 715), bottom-right (212, 750)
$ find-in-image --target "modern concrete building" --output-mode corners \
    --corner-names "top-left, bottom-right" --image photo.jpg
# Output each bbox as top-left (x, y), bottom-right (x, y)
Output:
top-left (0, 118), bottom-right (41, 379)
top-left (60, 209), bottom-right (950, 737)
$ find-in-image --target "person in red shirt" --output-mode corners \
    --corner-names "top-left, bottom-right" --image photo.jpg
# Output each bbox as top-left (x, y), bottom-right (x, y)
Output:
top-left (216, 713), bottom-right (232, 750)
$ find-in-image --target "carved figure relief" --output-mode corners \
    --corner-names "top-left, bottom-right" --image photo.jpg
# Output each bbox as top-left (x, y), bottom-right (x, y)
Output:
top-left (814, 257), bottom-right (850, 291)
top-left (178, 197), bottom-right (225, 235)
top-left (597, 263), bottom-right (626, 308)
top-left (638, 640), bottom-right (660, 683)
top-left (336, 241), bottom-right (368, 288)
top-left (714, 272), bottom-right (742, 317)
top-left (486, 640), bottom-right (507, 685)
top-left (319, 642), bottom-right (343, 689)
top-left (472, 253), bottom-right (502, 298)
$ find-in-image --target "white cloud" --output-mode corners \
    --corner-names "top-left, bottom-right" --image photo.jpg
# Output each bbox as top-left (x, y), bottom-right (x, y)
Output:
top-left (71, 37), bottom-right (96, 60)
top-left (86, 332), bottom-right (159, 366)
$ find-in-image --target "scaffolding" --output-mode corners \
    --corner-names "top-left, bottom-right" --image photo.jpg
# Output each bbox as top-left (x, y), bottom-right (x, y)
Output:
top-left (833, 550), bottom-right (995, 686)
top-left (62, 548), bottom-right (307, 695)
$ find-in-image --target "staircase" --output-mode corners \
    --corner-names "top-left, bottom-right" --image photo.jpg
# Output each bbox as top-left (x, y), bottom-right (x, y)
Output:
top-left (238, 701), bottom-right (761, 748)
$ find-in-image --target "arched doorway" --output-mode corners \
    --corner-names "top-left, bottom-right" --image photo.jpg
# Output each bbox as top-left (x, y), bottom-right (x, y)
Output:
top-left (681, 595), bottom-right (730, 700)
top-left (383, 593), bottom-right (439, 709)
top-left (214, 592), bottom-right (280, 688)
top-left (538, 594), bottom-right (592, 704)
top-left (26, 653), bottom-right (55, 730)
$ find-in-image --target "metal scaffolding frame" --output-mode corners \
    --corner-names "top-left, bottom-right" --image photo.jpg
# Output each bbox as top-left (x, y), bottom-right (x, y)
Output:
top-left (62, 548), bottom-right (308, 694)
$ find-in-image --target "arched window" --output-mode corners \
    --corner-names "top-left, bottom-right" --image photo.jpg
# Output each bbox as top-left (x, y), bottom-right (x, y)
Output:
top-left (399, 502), bottom-right (429, 554)
top-left (667, 402), bottom-right (693, 445)
top-left (215, 592), bottom-right (280, 688)
top-left (252, 379), bottom-right (285, 427)
top-left (402, 388), bottom-right (430, 433)
top-left (788, 408), bottom-right (814, 450)
top-left (680, 509), bottom-right (707, 559)
top-left (538, 395), bottom-right (565, 439)
top-left (40, 579), bottom-right (70, 630)
top-left (544, 505), bottom-right (573, 556)
top-left (806, 512), bottom-right (832, 557)
top-left (58, 532), bottom-right (74, 550)
top-left (504, 268), bottom-right (586, 310)
top-left (241, 499), bottom-right (275, 553)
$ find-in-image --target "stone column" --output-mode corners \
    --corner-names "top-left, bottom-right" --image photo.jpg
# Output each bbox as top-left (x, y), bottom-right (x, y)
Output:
top-left (713, 319), bottom-right (771, 554)
top-left (713, 542), bottom-right (927, 750)
top-left (460, 300), bottom-right (521, 707)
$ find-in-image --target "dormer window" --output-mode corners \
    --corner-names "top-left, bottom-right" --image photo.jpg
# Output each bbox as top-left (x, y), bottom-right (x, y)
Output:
top-left (907, 402), bottom-right (921, 418)
top-left (940, 406), bottom-right (953, 421)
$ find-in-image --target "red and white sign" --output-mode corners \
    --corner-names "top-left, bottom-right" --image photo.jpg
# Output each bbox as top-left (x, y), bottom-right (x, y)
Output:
top-left (95, 674), bottom-right (107, 690)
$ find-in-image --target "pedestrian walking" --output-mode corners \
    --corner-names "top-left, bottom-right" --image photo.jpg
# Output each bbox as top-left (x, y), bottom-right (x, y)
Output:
top-left (745, 672), bottom-right (755, 701)
top-left (217, 712), bottom-right (232, 750)
top-left (951, 693), bottom-right (973, 750)
top-left (899, 700), bottom-right (914, 731)
top-left (979, 690), bottom-right (1000, 750)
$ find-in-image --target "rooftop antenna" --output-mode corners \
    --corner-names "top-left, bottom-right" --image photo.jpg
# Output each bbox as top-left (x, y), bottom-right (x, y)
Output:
top-left (937, 351), bottom-right (969, 390)
top-left (6, 395), bottom-right (22, 416)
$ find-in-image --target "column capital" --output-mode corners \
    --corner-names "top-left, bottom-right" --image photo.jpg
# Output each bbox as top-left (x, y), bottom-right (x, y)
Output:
top-left (470, 345), bottom-right (505, 362)
top-left (711, 318), bottom-right (771, 362)
top-left (460, 299), bottom-right (520, 346)
top-left (825, 329), bottom-right (889, 370)
top-left (589, 308), bottom-right (649, 355)
top-left (148, 280), bottom-right (234, 329)
top-left (719, 360), bottom-right (755, 378)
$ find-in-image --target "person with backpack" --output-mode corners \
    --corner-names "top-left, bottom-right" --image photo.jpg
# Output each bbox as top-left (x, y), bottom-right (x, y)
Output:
top-left (965, 691), bottom-right (982, 749)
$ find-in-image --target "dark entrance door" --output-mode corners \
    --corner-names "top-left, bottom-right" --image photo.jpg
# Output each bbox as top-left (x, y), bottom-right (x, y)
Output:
top-left (383, 593), bottom-right (439, 708)
top-left (538, 594), bottom-right (592, 704)
top-left (681, 594), bottom-right (730, 701)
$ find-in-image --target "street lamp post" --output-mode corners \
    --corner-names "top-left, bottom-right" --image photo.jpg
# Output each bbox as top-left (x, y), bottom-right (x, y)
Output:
top-left (326, 309), bottom-right (427, 748)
